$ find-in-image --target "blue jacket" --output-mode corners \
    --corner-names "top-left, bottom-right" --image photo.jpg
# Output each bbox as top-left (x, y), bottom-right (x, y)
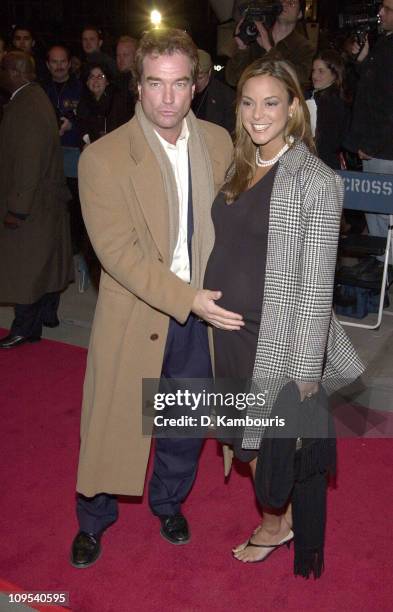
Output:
top-left (43, 75), bottom-right (82, 147)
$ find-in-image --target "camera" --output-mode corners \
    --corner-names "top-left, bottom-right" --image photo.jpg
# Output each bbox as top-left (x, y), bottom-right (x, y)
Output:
top-left (237, 1), bottom-right (283, 45)
top-left (338, 0), bottom-right (381, 37)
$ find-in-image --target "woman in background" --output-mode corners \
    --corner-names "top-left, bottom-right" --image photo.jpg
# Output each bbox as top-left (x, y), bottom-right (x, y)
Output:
top-left (77, 63), bottom-right (116, 146)
top-left (76, 64), bottom-right (117, 288)
top-left (204, 59), bottom-right (363, 577)
top-left (307, 49), bottom-right (350, 169)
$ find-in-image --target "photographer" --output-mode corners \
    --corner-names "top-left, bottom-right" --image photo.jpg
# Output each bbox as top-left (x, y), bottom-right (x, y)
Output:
top-left (225, 0), bottom-right (314, 89)
top-left (345, 1), bottom-right (393, 269)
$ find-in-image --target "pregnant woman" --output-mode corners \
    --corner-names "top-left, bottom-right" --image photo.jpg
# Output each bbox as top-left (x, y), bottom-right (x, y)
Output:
top-left (204, 58), bottom-right (364, 577)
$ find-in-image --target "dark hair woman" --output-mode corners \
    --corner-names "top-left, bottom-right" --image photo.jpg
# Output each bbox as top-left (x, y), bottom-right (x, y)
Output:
top-left (76, 63), bottom-right (116, 145)
top-left (307, 49), bottom-right (350, 169)
top-left (76, 63), bottom-right (118, 288)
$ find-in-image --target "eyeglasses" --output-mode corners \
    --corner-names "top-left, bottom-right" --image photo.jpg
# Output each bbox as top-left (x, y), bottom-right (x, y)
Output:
top-left (88, 73), bottom-right (106, 80)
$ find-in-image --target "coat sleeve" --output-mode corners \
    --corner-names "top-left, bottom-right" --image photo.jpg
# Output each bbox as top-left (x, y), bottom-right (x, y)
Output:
top-left (287, 173), bottom-right (343, 381)
top-left (316, 95), bottom-right (350, 168)
top-left (225, 45), bottom-right (261, 88)
top-left (78, 148), bottom-right (197, 324)
top-left (267, 34), bottom-right (314, 90)
top-left (365, 40), bottom-right (393, 156)
top-left (6, 112), bottom-right (54, 216)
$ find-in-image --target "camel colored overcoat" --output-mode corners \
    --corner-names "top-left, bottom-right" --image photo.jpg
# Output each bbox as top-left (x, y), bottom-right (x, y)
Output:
top-left (77, 115), bottom-right (233, 497)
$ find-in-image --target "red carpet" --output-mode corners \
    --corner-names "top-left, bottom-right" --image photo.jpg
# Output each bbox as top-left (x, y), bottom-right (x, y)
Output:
top-left (0, 334), bottom-right (392, 612)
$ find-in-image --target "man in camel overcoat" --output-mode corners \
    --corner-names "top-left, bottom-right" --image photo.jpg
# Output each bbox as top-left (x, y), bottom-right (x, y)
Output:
top-left (71, 29), bottom-right (239, 567)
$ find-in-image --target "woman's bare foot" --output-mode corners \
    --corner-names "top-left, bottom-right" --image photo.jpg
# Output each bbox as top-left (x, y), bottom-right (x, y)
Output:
top-left (233, 522), bottom-right (293, 563)
top-left (232, 524), bottom-right (262, 554)
top-left (233, 503), bottom-right (292, 555)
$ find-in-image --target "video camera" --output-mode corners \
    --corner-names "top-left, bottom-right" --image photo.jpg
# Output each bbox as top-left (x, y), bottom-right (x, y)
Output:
top-left (338, 0), bottom-right (381, 40)
top-left (237, 0), bottom-right (283, 45)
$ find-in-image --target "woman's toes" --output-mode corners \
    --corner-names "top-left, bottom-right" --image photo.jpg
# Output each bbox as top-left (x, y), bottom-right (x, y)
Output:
top-left (235, 548), bottom-right (256, 563)
top-left (232, 526), bottom-right (262, 553)
top-left (234, 550), bottom-right (246, 561)
top-left (232, 540), bottom-right (248, 553)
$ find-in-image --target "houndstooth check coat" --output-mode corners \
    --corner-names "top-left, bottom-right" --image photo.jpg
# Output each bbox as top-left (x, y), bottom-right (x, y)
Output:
top-left (242, 140), bottom-right (365, 448)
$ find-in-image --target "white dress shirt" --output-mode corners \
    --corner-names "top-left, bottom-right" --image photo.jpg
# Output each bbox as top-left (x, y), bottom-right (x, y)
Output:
top-left (155, 121), bottom-right (190, 283)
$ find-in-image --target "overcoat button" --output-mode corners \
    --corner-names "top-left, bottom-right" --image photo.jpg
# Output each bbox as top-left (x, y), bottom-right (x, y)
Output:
top-left (150, 333), bottom-right (159, 341)
top-left (158, 256), bottom-right (163, 262)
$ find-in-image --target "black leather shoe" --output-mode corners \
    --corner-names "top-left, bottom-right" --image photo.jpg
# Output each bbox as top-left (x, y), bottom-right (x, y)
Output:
top-left (160, 514), bottom-right (190, 545)
top-left (0, 334), bottom-right (41, 349)
top-left (70, 531), bottom-right (101, 568)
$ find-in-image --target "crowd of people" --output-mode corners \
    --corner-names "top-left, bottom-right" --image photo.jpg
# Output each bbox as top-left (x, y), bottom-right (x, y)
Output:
top-left (0, 0), bottom-right (392, 581)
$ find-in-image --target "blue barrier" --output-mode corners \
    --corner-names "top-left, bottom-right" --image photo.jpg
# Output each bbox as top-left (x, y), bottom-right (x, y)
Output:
top-left (62, 146), bottom-right (80, 179)
top-left (338, 170), bottom-right (393, 214)
top-left (337, 170), bottom-right (393, 330)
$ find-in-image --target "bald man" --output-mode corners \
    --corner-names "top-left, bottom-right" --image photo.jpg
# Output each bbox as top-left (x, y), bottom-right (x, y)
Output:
top-left (116, 36), bottom-right (137, 74)
top-left (110, 35), bottom-right (137, 128)
top-left (44, 45), bottom-right (82, 146)
top-left (191, 49), bottom-right (235, 135)
top-left (0, 52), bottom-right (73, 348)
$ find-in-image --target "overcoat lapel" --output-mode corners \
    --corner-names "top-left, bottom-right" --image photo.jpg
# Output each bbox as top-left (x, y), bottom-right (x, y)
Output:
top-left (128, 121), bottom-right (170, 263)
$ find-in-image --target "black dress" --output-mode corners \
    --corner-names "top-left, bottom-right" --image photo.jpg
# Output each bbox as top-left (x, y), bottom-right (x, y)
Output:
top-left (204, 164), bottom-right (277, 461)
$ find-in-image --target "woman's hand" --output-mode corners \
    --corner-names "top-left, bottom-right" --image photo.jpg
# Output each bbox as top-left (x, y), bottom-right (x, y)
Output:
top-left (294, 380), bottom-right (319, 402)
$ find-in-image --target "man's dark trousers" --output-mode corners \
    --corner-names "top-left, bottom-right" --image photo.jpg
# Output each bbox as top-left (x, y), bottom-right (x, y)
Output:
top-left (148, 315), bottom-right (211, 517)
top-left (11, 292), bottom-right (60, 338)
top-left (76, 315), bottom-right (211, 533)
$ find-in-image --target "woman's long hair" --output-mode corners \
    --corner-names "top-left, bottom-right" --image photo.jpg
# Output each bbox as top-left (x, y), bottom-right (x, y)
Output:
top-left (223, 59), bottom-right (315, 204)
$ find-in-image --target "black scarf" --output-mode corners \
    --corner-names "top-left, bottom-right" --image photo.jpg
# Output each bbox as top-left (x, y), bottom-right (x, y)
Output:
top-left (255, 382), bottom-right (336, 579)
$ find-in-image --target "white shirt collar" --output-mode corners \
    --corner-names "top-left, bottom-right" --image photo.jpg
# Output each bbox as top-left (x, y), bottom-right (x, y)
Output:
top-left (10, 82), bottom-right (32, 101)
top-left (154, 119), bottom-right (189, 150)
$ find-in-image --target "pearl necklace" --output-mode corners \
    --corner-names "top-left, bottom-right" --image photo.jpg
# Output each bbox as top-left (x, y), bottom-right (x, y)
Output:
top-left (255, 143), bottom-right (289, 167)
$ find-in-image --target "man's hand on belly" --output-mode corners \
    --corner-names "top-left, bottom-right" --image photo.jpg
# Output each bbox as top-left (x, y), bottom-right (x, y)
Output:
top-left (192, 289), bottom-right (244, 331)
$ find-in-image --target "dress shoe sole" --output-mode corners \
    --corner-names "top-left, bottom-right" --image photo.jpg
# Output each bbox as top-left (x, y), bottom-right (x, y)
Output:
top-left (159, 527), bottom-right (191, 545)
top-left (70, 545), bottom-right (102, 569)
top-left (0, 336), bottom-right (41, 349)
